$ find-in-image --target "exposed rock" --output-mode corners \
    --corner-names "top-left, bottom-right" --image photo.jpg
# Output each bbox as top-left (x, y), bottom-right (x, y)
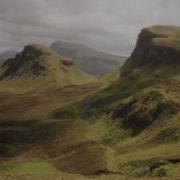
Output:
top-left (113, 90), bottom-right (180, 135)
top-left (61, 58), bottom-right (74, 66)
top-left (123, 26), bottom-right (180, 70)
top-left (50, 40), bottom-right (126, 75)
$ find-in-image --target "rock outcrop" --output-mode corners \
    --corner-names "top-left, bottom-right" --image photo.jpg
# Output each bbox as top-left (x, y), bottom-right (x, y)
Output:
top-left (124, 26), bottom-right (180, 69)
top-left (113, 89), bottom-right (180, 135)
top-left (0, 44), bottom-right (96, 91)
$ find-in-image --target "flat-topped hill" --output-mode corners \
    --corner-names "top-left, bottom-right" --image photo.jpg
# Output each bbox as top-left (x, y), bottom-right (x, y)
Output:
top-left (124, 25), bottom-right (180, 69)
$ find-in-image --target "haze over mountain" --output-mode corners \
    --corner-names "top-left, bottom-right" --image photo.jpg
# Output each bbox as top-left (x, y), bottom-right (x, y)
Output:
top-left (51, 25), bottom-right (180, 178)
top-left (50, 41), bottom-right (126, 75)
top-left (0, 44), bottom-right (96, 92)
top-left (1, 1), bottom-right (180, 56)
top-left (0, 50), bottom-right (17, 61)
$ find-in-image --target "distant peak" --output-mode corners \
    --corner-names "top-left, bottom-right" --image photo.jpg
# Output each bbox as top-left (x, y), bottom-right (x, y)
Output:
top-left (24, 44), bottom-right (53, 55)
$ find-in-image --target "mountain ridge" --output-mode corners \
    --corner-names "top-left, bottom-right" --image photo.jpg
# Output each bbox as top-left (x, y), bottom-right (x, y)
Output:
top-left (50, 40), bottom-right (126, 75)
top-left (0, 44), bottom-right (96, 92)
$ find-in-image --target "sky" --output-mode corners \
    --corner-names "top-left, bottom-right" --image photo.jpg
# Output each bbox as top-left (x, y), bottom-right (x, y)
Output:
top-left (0, 0), bottom-right (180, 56)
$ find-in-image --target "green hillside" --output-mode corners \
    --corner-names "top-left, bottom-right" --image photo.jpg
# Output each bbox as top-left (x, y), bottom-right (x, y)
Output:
top-left (0, 26), bottom-right (180, 180)
top-left (0, 44), bottom-right (96, 93)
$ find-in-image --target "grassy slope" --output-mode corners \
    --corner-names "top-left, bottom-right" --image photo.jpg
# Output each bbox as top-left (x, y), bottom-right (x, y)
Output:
top-left (0, 44), bottom-right (97, 93)
top-left (0, 78), bottom-right (179, 179)
top-left (48, 26), bottom-right (180, 178)
top-left (0, 27), bottom-right (180, 179)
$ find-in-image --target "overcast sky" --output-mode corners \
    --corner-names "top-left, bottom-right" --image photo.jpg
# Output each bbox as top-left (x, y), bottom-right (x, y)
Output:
top-left (0, 0), bottom-right (180, 56)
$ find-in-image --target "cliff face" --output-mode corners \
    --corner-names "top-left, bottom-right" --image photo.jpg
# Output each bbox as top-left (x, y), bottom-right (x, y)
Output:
top-left (124, 26), bottom-right (180, 69)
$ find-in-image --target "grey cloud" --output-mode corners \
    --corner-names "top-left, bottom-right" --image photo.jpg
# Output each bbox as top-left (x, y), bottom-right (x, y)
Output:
top-left (0, 0), bottom-right (180, 56)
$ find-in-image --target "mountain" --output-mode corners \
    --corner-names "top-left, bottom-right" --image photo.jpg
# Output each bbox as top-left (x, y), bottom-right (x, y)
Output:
top-left (66, 25), bottom-right (180, 132)
top-left (50, 41), bottom-right (126, 75)
top-left (52, 26), bottom-right (180, 178)
top-left (0, 26), bottom-right (180, 180)
top-left (0, 50), bottom-right (17, 61)
top-left (0, 44), bottom-right (96, 92)
top-left (124, 25), bottom-right (180, 69)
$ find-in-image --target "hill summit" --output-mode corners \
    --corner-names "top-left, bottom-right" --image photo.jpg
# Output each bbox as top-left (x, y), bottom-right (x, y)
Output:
top-left (0, 44), bottom-right (96, 92)
top-left (124, 25), bottom-right (180, 69)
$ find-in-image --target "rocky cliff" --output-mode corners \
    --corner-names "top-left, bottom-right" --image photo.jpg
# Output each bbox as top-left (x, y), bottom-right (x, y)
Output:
top-left (124, 26), bottom-right (180, 69)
